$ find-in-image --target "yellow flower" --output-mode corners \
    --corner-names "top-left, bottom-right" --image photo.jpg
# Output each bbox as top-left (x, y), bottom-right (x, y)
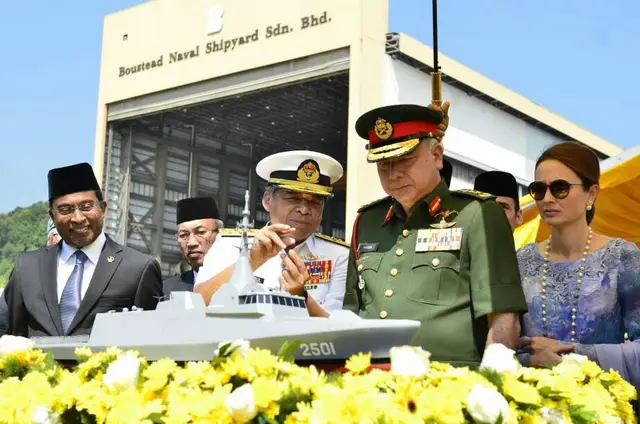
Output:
top-left (345, 351), bottom-right (371, 374)
top-left (502, 375), bottom-right (542, 406)
top-left (285, 365), bottom-right (326, 396)
top-left (579, 359), bottom-right (603, 379)
top-left (142, 358), bottom-right (179, 394)
top-left (252, 377), bottom-right (285, 412)
top-left (0, 372), bottom-right (55, 423)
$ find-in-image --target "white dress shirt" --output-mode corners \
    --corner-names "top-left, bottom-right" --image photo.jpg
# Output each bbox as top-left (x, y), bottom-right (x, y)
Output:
top-left (195, 233), bottom-right (349, 311)
top-left (56, 232), bottom-right (107, 302)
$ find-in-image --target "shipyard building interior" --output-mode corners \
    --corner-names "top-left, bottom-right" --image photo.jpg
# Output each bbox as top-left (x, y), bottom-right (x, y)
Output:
top-left (103, 72), bottom-right (349, 276)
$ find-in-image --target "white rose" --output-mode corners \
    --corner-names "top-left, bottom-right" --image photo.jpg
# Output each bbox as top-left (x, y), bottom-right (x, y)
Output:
top-left (32, 406), bottom-right (60, 424)
top-left (389, 345), bottom-right (431, 377)
top-left (540, 407), bottom-right (570, 424)
top-left (226, 383), bottom-right (257, 422)
top-left (465, 384), bottom-right (510, 424)
top-left (0, 335), bottom-right (35, 356)
top-left (102, 352), bottom-right (140, 390)
top-left (561, 353), bottom-right (588, 365)
top-left (480, 343), bottom-right (520, 374)
top-left (214, 339), bottom-right (250, 360)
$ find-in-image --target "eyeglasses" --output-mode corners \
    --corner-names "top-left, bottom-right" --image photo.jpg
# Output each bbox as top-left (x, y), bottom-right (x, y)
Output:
top-left (52, 201), bottom-right (97, 216)
top-left (528, 180), bottom-right (583, 201)
top-left (175, 227), bottom-right (218, 243)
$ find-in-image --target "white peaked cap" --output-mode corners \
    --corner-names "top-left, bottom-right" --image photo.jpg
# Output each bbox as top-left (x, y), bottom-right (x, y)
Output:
top-left (256, 150), bottom-right (344, 197)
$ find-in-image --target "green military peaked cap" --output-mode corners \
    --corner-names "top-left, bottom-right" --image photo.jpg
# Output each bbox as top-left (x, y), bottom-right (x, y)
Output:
top-left (355, 104), bottom-right (443, 163)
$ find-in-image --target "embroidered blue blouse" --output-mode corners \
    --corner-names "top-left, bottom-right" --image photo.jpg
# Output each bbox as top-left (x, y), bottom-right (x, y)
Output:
top-left (517, 238), bottom-right (640, 389)
top-left (517, 238), bottom-right (640, 343)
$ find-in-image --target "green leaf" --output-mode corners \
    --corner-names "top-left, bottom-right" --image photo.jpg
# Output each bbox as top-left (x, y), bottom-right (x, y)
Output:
top-left (146, 413), bottom-right (165, 423)
top-left (277, 340), bottom-right (302, 363)
top-left (256, 415), bottom-right (279, 424)
top-left (478, 368), bottom-right (504, 391)
top-left (569, 405), bottom-right (599, 424)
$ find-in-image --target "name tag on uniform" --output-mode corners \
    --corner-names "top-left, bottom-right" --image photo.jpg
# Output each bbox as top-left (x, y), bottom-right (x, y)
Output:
top-left (357, 243), bottom-right (378, 254)
top-left (305, 260), bottom-right (332, 285)
top-left (415, 228), bottom-right (463, 252)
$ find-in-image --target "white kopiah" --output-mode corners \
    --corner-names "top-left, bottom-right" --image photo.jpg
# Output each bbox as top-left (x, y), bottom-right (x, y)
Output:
top-left (102, 352), bottom-right (141, 390)
top-left (389, 345), bottom-right (431, 377)
top-left (480, 343), bottom-right (520, 374)
top-left (226, 383), bottom-right (258, 422)
top-left (465, 384), bottom-right (510, 424)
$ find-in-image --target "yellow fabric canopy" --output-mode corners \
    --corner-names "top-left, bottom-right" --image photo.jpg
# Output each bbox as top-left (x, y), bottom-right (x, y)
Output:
top-left (514, 148), bottom-right (640, 249)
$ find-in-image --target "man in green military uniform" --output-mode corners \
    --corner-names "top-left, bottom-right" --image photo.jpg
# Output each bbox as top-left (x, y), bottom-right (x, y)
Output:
top-left (344, 103), bottom-right (527, 367)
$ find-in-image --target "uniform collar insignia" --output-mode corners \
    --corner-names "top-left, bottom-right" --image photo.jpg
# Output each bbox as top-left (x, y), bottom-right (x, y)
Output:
top-left (428, 196), bottom-right (442, 217)
top-left (383, 204), bottom-right (395, 224)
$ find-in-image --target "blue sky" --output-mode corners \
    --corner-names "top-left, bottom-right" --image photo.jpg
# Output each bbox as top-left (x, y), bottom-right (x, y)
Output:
top-left (0, 0), bottom-right (638, 213)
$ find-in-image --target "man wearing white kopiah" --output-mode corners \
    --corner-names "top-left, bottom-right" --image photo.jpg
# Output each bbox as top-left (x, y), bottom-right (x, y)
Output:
top-left (194, 150), bottom-right (349, 313)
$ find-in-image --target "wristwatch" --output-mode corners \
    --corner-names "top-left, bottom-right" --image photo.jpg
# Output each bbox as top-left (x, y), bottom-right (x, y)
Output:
top-left (302, 289), bottom-right (309, 301)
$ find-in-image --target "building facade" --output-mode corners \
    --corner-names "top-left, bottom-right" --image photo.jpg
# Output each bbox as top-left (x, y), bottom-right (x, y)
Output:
top-left (94, 0), bottom-right (621, 276)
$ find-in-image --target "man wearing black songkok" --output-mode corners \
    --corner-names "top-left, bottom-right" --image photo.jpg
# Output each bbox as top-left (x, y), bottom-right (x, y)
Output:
top-left (163, 197), bottom-right (222, 298)
top-left (440, 157), bottom-right (453, 187)
top-left (3, 162), bottom-right (163, 337)
top-left (474, 170), bottom-right (523, 231)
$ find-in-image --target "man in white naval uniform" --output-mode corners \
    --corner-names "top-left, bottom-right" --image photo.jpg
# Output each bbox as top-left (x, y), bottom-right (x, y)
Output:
top-left (194, 151), bottom-right (349, 315)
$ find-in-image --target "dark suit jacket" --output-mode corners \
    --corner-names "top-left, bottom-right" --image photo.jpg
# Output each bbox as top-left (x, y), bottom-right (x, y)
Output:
top-left (2, 235), bottom-right (163, 337)
top-left (162, 270), bottom-right (195, 299)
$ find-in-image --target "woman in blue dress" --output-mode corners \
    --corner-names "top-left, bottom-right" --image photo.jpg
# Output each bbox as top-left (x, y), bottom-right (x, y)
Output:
top-left (517, 142), bottom-right (640, 389)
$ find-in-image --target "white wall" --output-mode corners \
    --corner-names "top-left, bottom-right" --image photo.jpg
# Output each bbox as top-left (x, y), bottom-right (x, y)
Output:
top-left (385, 57), bottom-right (560, 184)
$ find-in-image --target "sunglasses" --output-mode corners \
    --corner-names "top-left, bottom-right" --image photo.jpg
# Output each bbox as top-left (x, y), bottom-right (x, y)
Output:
top-left (528, 179), bottom-right (583, 201)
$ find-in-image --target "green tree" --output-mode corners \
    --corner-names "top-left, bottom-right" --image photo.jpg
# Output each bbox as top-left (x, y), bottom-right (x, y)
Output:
top-left (0, 202), bottom-right (49, 287)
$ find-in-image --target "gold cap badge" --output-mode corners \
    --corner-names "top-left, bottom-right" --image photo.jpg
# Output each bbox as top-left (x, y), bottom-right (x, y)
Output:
top-left (374, 118), bottom-right (394, 140)
top-left (296, 160), bottom-right (320, 184)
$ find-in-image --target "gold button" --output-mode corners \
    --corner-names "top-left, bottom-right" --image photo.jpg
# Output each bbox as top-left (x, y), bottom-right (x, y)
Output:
top-left (431, 258), bottom-right (440, 267)
top-left (395, 248), bottom-right (404, 256)
top-left (384, 289), bottom-right (393, 297)
top-left (390, 268), bottom-right (398, 276)
top-left (357, 264), bottom-right (364, 272)
top-left (379, 311), bottom-right (388, 319)
top-left (402, 229), bottom-right (409, 237)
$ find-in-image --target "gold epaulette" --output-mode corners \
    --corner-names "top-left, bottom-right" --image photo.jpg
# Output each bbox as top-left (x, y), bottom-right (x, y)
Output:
top-left (314, 233), bottom-right (350, 248)
top-left (451, 189), bottom-right (495, 200)
top-left (219, 228), bottom-right (259, 237)
top-left (357, 196), bottom-right (392, 213)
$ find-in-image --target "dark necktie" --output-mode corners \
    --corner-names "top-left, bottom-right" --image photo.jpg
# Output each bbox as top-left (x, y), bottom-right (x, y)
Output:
top-left (60, 250), bottom-right (89, 334)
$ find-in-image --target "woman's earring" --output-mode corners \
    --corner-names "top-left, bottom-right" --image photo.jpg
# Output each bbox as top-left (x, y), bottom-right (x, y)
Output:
top-left (586, 203), bottom-right (593, 211)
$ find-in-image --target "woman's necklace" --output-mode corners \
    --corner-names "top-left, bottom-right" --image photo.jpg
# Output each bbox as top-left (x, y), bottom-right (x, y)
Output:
top-left (541, 227), bottom-right (593, 342)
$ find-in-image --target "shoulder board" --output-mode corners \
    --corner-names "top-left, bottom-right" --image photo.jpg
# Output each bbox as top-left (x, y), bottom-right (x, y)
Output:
top-left (451, 189), bottom-right (496, 200)
top-left (357, 196), bottom-right (393, 213)
top-left (314, 233), bottom-right (350, 248)
top-left (219, 228), bottom-right (258, 237)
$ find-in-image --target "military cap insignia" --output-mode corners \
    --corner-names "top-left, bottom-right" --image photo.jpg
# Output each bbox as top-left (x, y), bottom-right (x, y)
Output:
top-left (374, 118), bottom-right (394, 140)
top-left (296, 160), bottom-right (321, 184)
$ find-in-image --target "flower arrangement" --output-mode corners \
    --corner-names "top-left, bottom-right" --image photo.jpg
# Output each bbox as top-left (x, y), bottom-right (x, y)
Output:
top-left (0, 335), bottom-right (636, 423)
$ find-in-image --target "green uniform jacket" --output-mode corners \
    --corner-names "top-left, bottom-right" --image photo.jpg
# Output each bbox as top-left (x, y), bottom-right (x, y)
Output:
top-left (343, 180), bottom-right (527, 367)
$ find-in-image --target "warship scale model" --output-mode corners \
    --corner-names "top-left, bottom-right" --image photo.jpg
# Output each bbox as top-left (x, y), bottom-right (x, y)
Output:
top-left (33, 191), bottom-right (421, 363)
